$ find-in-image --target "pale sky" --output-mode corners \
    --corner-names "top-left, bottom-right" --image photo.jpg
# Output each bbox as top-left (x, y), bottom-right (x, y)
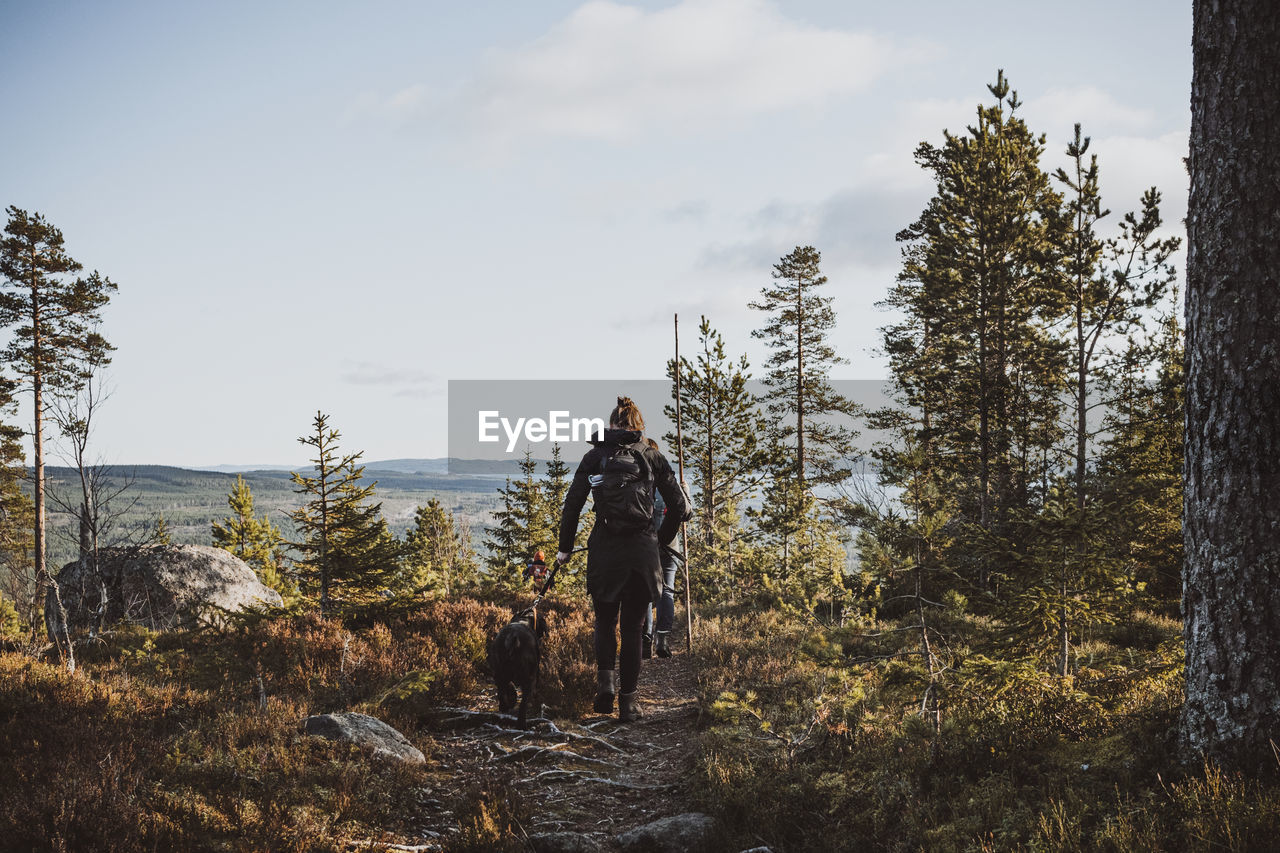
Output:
top-left (1, 0), bottom-right (1191, 467)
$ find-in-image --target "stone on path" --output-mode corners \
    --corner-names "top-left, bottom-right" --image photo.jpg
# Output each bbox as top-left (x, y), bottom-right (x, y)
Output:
top-left (301, 711), bottom-right (426, 764)
top-left (616, 812), bottom-right (719, 853)
top-left (526, 831), bottom-right (603, 853)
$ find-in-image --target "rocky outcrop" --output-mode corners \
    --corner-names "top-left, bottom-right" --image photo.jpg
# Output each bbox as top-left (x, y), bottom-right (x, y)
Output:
top-left (45, 544), bottom-right (282, 639)
top-left (616, 813), bottom-right (719, 853)
top-left (301, 712), bottom-right (426, 764)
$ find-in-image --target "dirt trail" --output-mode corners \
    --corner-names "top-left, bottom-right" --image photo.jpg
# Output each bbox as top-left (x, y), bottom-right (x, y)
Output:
top-left (406, 653), bottom-right (703, 847)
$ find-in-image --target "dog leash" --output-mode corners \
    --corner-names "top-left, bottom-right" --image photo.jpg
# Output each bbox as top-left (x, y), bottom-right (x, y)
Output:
top-left (516, 547), bottom-right (588, 624)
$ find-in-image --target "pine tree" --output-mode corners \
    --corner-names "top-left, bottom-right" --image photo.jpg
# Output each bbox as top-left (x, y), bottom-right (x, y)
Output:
top-left (540, 443), bottom-right (587, 591)
top-left (212, 474), bottom-right (291, 598)
top-left (542, 444), bottom-right (572, 539)
top-left (664, 317), bottom-right (770, 601)
top-left (1044, 126), bottom-right (1179, 671)
top-left (482, 448), bottom-right (552, 591)
top-left (289, 412), bottom-right (401, 616)
top-left (402, 498), bottom-right (478, 597)
top-left (893, 72), bottom-right (1068, 593)
top-left (0, 207), bottom-right (116, 619)
top-left (749, 466), bottom-right (813, 584)
top-left (1095, 312), bottom-right (1184, 614)
top-left (150, 513), bottom-right (172, 545)
top-left (749, 245), bottom-right (859, 492)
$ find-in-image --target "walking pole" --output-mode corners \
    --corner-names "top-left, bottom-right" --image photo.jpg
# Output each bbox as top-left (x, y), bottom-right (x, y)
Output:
top-left (674, 313), bottom-right (693, 655)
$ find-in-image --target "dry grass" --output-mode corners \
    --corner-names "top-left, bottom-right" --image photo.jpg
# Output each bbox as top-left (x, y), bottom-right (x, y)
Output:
top-left (0, 593), bottom-right (597, 851)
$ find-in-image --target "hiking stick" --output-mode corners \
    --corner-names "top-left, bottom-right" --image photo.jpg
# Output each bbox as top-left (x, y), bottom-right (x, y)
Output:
top-left (674, 313), bottom-right (693, 654)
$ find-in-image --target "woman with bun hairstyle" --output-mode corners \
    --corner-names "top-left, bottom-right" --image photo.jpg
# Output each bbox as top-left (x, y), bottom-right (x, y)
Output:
top-left (555, 396), bottom-right (689, 722)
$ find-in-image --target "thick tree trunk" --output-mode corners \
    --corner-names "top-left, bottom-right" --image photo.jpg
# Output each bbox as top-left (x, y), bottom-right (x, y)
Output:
top-left (1183, 0), bottom-right (1280, 770)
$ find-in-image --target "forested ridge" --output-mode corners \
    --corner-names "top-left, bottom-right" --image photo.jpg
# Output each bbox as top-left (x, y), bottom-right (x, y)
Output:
top-left (3, 41), bottom-right (1279, 853)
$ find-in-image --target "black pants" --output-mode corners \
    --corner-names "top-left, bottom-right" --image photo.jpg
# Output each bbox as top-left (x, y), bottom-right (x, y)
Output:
top-left (593, 570), bottom-right (650, 694)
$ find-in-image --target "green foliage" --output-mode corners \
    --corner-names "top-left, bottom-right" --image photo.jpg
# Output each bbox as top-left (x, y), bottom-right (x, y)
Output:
top-left (211, 474), bottom-right (293, 599)
top-left (482, 446), bottom-right (580, 595)
top-left (890, 71), bottom-right (1068, 594)
top-left (401, 497), bottom-right (479, 598)
top-left (0, 207), bottom-right (117, 395)
top-left (0, 379), bottom-right (33, 630)
top-left (665, 316), bottom-right (771, 602)
top-left (0, 590), bottom-right (23, 643)
top-left (1094, 313), bottom-right (1185, 613)
top-left (686, 603), bottom-right (1255, 853)
top-left (289, 412), bottom-right (402, 616)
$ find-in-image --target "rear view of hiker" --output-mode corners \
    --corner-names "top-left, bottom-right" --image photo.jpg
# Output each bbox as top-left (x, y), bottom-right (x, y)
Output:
top-left (642, 438), bottom-right (681, 659)
top-left (556, 397), bottom-right (689, 722)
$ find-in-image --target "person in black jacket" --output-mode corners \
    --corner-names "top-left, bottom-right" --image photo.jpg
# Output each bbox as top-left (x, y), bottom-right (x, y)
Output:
top-left (555, 396), bottom-right (688, 722)
top-left (642, 438), bottom-right (681, 659)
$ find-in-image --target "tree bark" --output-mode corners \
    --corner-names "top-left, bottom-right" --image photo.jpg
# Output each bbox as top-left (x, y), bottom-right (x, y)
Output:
top-left (1183, 0), bottom-right (1280, 770)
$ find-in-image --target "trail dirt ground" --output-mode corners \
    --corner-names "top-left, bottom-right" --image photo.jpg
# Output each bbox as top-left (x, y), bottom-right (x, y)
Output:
top-left (405, 650), bottom-right (704, 848)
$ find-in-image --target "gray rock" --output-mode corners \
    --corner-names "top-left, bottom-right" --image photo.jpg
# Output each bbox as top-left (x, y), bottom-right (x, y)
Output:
top-left (301, 711), bottom-right (426, 764)
top-left (527, 831), bottom-right (603, 853)
top-left (616, 812), bottom-right (719, 853)
top-left (45, 544), bottom-right (283, 639)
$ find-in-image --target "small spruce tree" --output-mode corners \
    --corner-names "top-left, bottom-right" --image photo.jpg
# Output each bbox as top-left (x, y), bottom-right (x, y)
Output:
top-left (212, 474), bottom-right (292, 598)
top-left (289, 412), bottom-right (401, 616)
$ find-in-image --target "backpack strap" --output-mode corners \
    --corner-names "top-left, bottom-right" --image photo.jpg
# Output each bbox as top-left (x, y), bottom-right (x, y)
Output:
top-left (630, 441), bottom-right (653, 487)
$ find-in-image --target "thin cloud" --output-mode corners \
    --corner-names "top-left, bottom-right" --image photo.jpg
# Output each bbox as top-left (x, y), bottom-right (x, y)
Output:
top-left (340, 361), bottom-right (437, 394)
top-left (381, 0), bottom-right (928, 152)
top-left (700, 183), bottom-right (930, 273)
top-left (1025, 86), bottom-right (1159, 139)
top-left (659, 200), bottom-right (710, 223)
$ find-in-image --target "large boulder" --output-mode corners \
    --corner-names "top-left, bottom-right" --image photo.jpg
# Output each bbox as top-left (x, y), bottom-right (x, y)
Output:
top-left (45, 544), bottom-right (283, 639)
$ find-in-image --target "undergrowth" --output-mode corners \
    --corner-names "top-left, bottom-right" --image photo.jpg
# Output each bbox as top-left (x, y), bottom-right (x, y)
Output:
top-left (690, 606), bottom-right (1280, 852)
top-left (0, 593), bottom-right (594, 851)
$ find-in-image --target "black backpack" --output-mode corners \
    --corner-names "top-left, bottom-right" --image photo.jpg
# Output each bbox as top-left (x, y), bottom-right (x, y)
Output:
top-left (592, 442), bottom-right (654, 532)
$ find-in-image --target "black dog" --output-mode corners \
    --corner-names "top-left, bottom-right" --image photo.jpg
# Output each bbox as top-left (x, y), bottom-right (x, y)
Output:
top-left (488, 608), bottom-right (548, 729)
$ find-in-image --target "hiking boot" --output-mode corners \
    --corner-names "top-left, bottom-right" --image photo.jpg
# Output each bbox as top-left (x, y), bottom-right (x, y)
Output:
top-left (618, 691), bottom-right (642, 723)
top-left (593, 670), bottom-right (617, 714)
top-left (642, 633), bottom-right (653, 659)
top-left (655, 631), bottom-right (672, 658)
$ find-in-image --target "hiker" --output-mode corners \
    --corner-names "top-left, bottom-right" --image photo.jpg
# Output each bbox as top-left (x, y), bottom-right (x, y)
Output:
top-left (556, 396), bottom-right (689, 722)
top-left (642, 438), bottom-right (681, 659)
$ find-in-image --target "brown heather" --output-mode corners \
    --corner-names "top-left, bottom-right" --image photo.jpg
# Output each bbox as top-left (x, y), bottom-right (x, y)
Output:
top-left (0, 594), bottom-right (596, 851)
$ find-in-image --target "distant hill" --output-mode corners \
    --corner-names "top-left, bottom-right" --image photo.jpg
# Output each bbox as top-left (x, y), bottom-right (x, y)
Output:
top-left (35, 464), bottom-right (509, 570)
top-left (192, 458), bottom-right (531, 477)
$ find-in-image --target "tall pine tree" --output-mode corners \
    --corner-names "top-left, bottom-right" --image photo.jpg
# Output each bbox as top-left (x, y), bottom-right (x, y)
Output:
top-left (664, 317), bottom-right (770, 600)
top-left (289, 412), bottom-right (401, 616)
top-left (749, 245), bottom-right (858, 492)
top-left (893, 72), bottom-right (1068, 594)
top-left (0, 207), bottom-right (116, 621)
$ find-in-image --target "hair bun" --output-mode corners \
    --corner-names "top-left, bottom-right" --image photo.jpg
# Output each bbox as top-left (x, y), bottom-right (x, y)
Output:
top-left (609, 395), bottom-right (645, 431)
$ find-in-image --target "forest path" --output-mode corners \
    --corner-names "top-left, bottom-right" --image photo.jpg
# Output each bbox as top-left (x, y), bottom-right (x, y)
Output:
top-left (405, 651), bottom-right (704, 848)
